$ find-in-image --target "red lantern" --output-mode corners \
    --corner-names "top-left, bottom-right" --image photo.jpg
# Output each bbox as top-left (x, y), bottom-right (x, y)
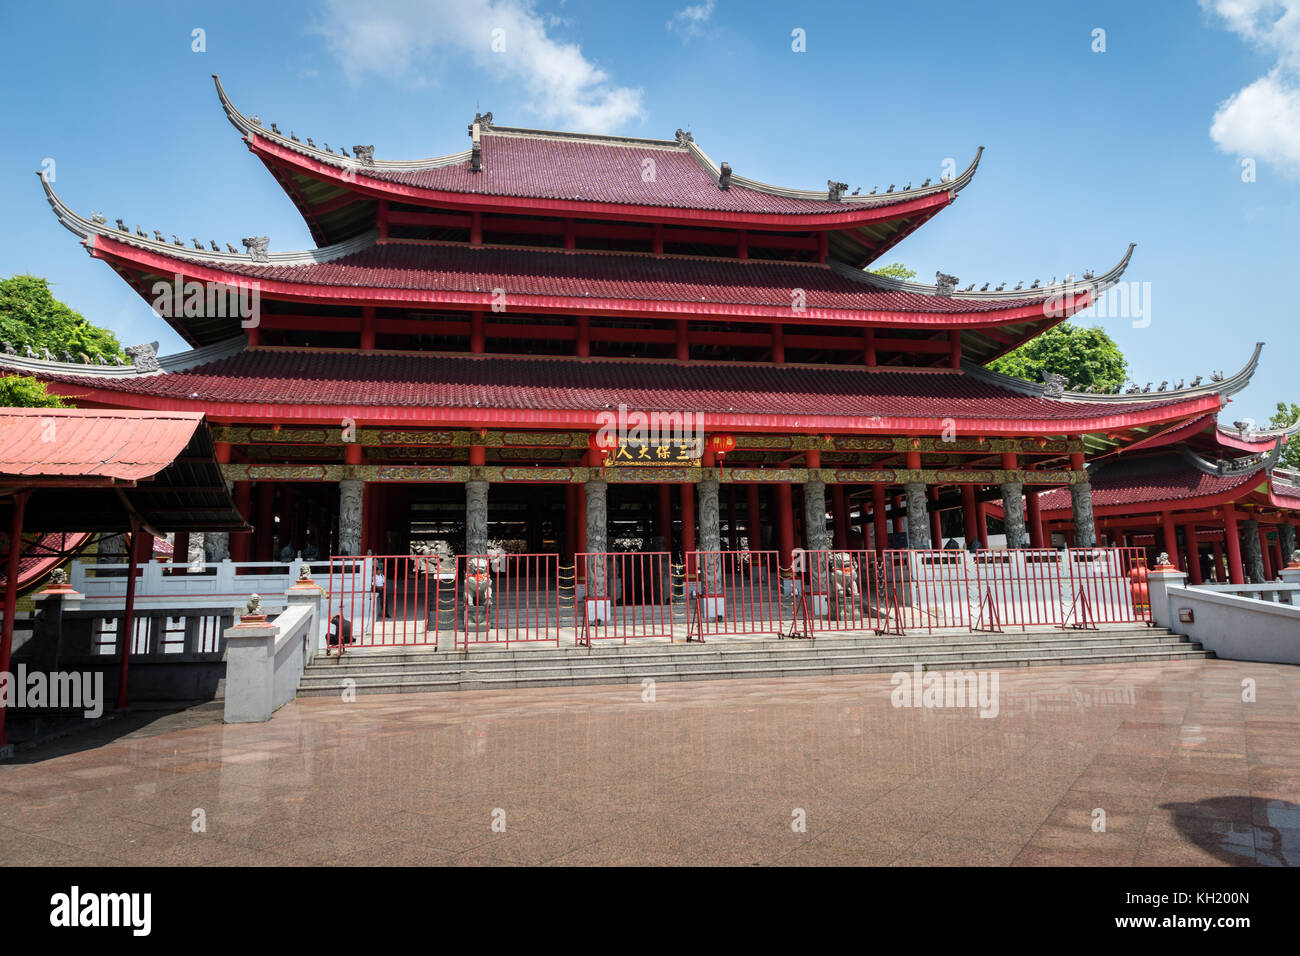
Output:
top-left (708, 434), bottom-right (736, 460)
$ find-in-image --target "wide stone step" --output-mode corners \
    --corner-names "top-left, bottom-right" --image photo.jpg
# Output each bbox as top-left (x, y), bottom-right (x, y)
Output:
top-left (296, 645), bottom-right (1210, 697)
top-left (313, 627), bottom-right (1175, 665)
top-left (303, 634), bottom-right (1190, 677)
top-left (298, 637), bottom-right (1209, 694)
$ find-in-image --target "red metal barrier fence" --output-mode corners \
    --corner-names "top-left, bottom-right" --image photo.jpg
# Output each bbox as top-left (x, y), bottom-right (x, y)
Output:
top-left (325, 553), bottom-right (562, 654)
top-left (325, 547), bottom-right (1150, 651)
top-left (576, 551), bottom-right (678, 644)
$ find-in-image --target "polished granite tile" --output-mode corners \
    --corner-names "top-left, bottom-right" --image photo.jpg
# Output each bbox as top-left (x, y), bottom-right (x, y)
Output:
top-left (1, 658), bottom-right (1297, 866)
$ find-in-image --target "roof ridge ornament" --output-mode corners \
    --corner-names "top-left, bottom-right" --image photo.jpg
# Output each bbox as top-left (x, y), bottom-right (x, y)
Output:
top-left (827, 180), bottom-right (848, 202)
top-left (242, 236), bottom-right (270, 262)
top-left (1041, 370), bottom-right (1068, 399)
top-left (124, 342), bottom-right (160, 372)
top-left (353, 145), bottom-right (375, 167)
top-left (718, 162), bottom-right (732, 190)
top-left (934, 271), bottom-right (958, 297)
top-left (675, 128), bottom-right (693, 146)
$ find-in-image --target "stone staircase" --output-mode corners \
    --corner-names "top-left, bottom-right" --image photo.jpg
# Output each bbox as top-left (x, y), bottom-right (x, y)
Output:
top-left (297, 626), bottom-right (1212, 697)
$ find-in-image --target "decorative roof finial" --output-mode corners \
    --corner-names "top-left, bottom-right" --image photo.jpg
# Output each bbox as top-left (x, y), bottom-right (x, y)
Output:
top-left (934, 272), bottom-right (958, 297)
top-left (674, 128), bottom-right (693, 146)
top-left (718, 162), bottom-right (732, 190)
top-left (353, 145), bottom-right (375, 167)
top-left (242, 236), bottom-right (270, 262)
top-left (124, 342), bottom-right (160, 372)
top-left (1041, 370), bottom-right (1067, 399)
top-left (827, 180), bottom-right (849, 202)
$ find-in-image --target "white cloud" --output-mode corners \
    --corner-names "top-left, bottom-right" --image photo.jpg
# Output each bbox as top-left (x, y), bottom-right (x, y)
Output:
top-left (666, 1), bottom-right (715, 41)
top-left (314, 0), bottom-right (643, 131)
top-left (1211, 69), bottom-right (1300, 174)
top-left (1203, 0), bottom-right (1300, 174)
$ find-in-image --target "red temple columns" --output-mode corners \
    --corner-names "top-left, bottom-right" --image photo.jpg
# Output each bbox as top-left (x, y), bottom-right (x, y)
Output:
top-left (658, 484), bottom-right (673, 556)
top-left (928, 486), bottom-right (942, 548)
top-left (575, 315), bottom-right (591, 357)
top-left (0, 491), bottom-right (29, 744)
top-left (1184, 524), bottom-right (1203, 584)
top-left (1261, 525), bottom-right (1275, 581)
top-left (230, 482), bottom-right (253, 562)
top-left (1160, 512), bottom-right (1181, 570)
top-left (360, 306), bottom-right (376, 350)
top-left (833, 485), bottom-right (849, 549)
top-left (771, 324), bottom-right (785, 364)
top-left (470, 310), bottom-right (486, 354)
top-left (1223, 504), bottom-right (1245, 584)
top-left (961, 484), bottom-right (980, 548)
top-left (1026, 488), bottom-right (1044, 548)
top-left (872, 484), bottom-right (888, 554)
top-left (775, 482), bottom-right (795, 568)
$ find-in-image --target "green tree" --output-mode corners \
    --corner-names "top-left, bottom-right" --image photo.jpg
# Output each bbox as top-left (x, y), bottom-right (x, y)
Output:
top-left (869, 262), bottom-right (918, 281)
top-left (0, 375), bottom-right (67, 408)
top-left (987, 322), bottom-right (1128, 393)
top-left (1269, 401), bottom-right (1300, 470)
top-left (0, 274), bottom-right (123, 360)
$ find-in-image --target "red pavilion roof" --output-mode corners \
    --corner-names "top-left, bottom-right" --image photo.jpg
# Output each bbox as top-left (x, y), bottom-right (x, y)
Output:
top-left (11, 348), bottom-right (1222, 435)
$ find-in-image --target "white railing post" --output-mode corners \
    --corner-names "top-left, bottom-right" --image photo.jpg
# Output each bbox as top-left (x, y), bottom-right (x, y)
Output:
top-left (1146, 559), bottom-right (1187, 629)
top-left (223, 596), bottom-right (279, 723)
top-left (284, 567), bottom-right (325, 666)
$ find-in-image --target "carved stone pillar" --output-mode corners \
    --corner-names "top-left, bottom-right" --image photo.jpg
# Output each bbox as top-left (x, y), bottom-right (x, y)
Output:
top-left (337, 479), bottom-right (364, 556)
top-left (585, 479), bottom-right (608, 593)
top-left (904, 480), bottom-right (930, 549)
top-left (697, 476), bottom-right (721, 594)
top-left (1242, 518), bottom-right (1265, 583)
top-left (204, 477), bottom-right (233, 563)
top-left (803, 477), bottom-right (830, 551)
top-left (97, 530), bottom-right (125, 562)
top-left (1069, 480), bottom-right (1097, 547)
top-left (465, 479), bottom-right (489, 555)
top-left (1281, 523), bottom-right (1297, 564)
top-left (1000, 480), bottom-right (1027, 549)
top-left (204, 533), bottom-right (229, 564)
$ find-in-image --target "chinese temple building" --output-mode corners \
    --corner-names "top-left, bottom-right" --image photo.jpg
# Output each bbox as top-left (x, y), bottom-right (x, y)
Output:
top-left (9, 74), bottom-right (1298, 586)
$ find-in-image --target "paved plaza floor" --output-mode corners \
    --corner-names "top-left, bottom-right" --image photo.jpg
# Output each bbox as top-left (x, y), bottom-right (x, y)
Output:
top-left (1, 658), bottom-right (1298, 866)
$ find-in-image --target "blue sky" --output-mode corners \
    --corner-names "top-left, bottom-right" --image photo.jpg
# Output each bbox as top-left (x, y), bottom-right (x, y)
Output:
top-left (0, 0), bottom-right (1295, 423)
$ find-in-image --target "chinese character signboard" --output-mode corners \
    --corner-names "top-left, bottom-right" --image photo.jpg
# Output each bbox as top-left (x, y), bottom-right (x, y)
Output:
top-left (610, 437), bottom-right (702, 465)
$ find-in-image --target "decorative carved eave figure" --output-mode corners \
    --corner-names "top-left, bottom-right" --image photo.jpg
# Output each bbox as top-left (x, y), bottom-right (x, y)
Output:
top-left (353, 145), bottom-right (375, 167)
top-left (1041, 370), bottom-right (1068, 399)
top-left (674, 128), bottom-right (694, 146)
top-left (242, 235), bottom-right (270, 262)
top-left (827, 180), bottom-right (849, 202)
top-left (124, 341), bottom-right (160, 372)
top-left (934, 271), bottom-right (959, 297)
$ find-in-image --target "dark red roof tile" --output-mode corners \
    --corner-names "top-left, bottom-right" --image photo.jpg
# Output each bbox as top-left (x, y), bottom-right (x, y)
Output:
top-left (18, 350), bottom-right (1188, 421)
top-left (365, 133), bottom-right (908, 215)
top-left (1036, 454), bottom-right (1259, 512)
top-left (207, 241), bottom-right (1040, 315)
